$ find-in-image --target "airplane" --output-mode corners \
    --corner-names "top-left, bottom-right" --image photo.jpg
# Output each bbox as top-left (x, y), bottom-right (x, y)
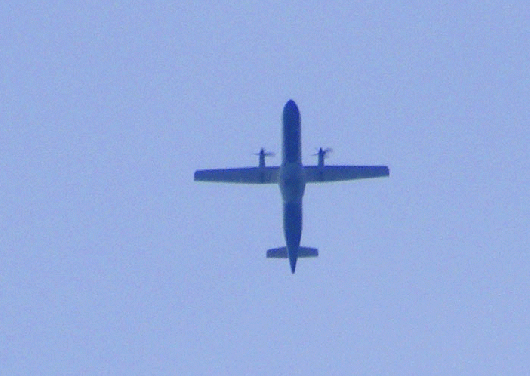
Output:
top-left (194, 100), bottom-right (389, 274)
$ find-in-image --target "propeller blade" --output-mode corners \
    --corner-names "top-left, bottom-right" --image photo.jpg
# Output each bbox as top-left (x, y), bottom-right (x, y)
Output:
top-left (254, 148), bottom-right (275, 157)
top-left (312, 147), bottom-right (332, 157)
top-left (255, 148), bottom-right (275, 167)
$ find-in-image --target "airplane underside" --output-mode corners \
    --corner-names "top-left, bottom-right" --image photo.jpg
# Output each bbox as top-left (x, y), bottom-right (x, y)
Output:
top-left (194, 99), bottom-right (389, 274)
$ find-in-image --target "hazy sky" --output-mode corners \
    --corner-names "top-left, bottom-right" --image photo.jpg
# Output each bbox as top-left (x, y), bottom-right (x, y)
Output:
top-left (1, 1), bottom-right (529, 374)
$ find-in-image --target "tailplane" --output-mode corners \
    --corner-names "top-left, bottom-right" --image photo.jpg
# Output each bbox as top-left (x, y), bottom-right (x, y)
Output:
top-left (299, 247), bottom-right (319, 257)
top-left (266, 247), bottom-right (288, 258)
top-left (266, 247), bottom-right (318, 258)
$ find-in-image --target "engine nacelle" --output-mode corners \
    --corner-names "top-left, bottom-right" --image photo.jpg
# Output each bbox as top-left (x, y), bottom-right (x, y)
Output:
top-left (255, 148), bottom-right (275, 167)
top-left (314, 147), bottom-right (332, 167)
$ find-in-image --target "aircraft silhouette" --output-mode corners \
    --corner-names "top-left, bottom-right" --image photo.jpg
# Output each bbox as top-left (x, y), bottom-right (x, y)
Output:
top-left (194, 100), bottom-right (389, 273)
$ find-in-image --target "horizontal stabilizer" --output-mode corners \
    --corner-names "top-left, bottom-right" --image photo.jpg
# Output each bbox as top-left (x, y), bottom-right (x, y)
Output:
top-left (298, 247), bottom-right (319, 257)
top-left (266, 247), bottom-right (318, 258)
top-left (266, 247), bottom-right (288, 258)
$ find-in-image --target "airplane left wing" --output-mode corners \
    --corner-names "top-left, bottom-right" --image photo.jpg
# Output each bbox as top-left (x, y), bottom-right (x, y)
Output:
top-left (194, 167), bottom-right (279, 184)
top-left (304, 165), bottom-right (389, 183)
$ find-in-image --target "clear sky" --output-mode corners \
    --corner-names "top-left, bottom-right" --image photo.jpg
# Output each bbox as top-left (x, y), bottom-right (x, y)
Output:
top-left (1, 1), bottom-right (529, 375)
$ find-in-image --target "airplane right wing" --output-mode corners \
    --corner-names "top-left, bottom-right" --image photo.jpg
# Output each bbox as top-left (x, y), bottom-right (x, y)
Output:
top-left (194, 167), bottom-right (279, 184)
top-left (304, 165), bottom-right (389, 183)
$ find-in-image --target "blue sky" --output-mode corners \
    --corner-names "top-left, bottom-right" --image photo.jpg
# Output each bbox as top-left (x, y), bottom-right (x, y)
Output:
top-left (1, 1), bottom-right (529, 374)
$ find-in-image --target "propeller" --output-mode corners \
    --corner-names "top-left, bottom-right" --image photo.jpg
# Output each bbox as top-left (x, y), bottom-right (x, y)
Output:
top-left (313, 147), bottom-right (332, 167)
top-left (254, 147), bottom-right (275, 167)
top-left (254, 147), bottom-right (275, 157)
top-left (312, 147), bottom-right (333, 157)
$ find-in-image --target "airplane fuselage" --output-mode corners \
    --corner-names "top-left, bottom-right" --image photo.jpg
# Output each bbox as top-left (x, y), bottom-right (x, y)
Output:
top-left (279, 100), bottom-right (305, 273)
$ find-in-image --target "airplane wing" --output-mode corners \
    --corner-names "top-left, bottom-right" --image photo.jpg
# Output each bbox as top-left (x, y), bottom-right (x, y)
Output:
top-left (304, 165), bottom-right (389, 183)
top-left (194, 167), bottom-right (279, 184)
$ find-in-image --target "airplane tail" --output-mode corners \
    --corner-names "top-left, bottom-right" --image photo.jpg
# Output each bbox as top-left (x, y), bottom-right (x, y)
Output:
top-left (299, 247), bottom-right (319, 257)
top-left (266, 247), bottom-right (318, 258)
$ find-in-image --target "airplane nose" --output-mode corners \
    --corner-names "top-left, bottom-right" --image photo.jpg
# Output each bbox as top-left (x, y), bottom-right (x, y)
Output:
top-left (284, 99), bottom-right (298, 113)
top-left (283, 100), bottom-right (300, 129)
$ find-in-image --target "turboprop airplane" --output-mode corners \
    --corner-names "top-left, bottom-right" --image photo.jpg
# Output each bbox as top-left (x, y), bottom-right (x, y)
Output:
top-left (194, 100), bottom-right (389, 274)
